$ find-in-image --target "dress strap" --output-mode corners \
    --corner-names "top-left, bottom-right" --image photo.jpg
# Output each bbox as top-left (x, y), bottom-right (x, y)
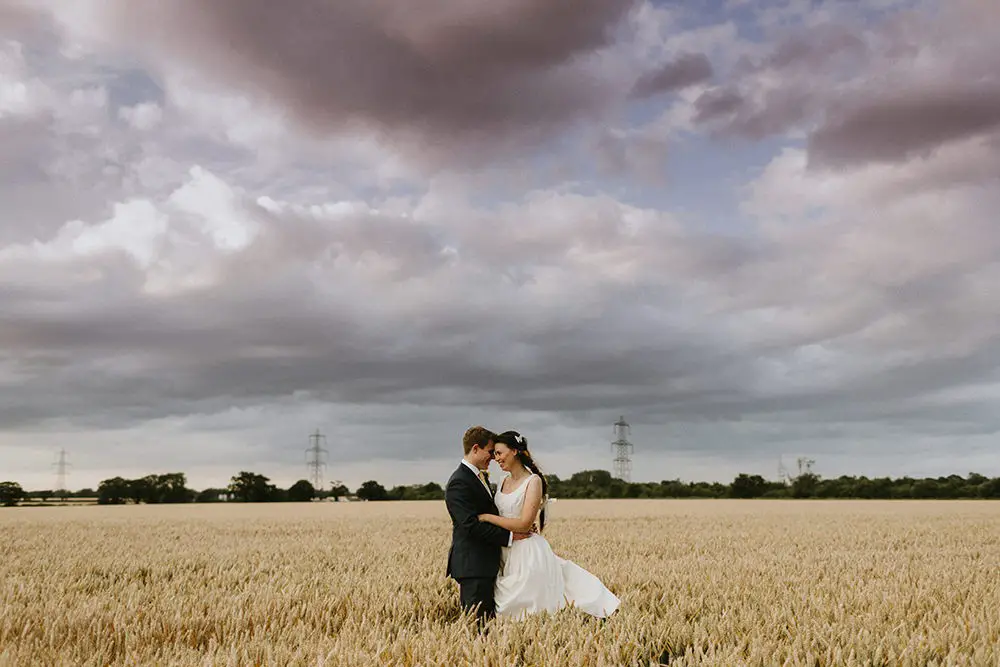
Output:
top-left (516, 473), bottom-right (536, 493)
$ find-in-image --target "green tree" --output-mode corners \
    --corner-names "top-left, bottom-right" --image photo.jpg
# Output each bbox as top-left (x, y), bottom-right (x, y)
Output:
top-left (967, 472), bottom-right (988, 487)
top-left (157, 473), bottom-right (194, 503)
top-left (195, 487), bottom-right (227, 502)
top-left (288, 479), bottom-right (315, 502)
top-left (791, 472), bottom-right (820, 498)
top-left (868, 477), bottom-right (895, 499)
top-left (356, 480), bottom-right (387, 501)
top-left (417, 482), bottom-right (444, 500)
top-left (228, 471), bottom-right (277, 503)
top-left (384, 482), bottom-right (445, 501)
top-left (329, 483), bottom-right (350, 501)
top-left (128, 476), bottom-right (157, 504)
top-left (571, 470), bottom-right (613, 497)
top-left (978, 478), bottom-right (1000, 499)
top-left (0, 481), bottom-right (25, 506)
top-left (658, 479), bottom-right (693, 498)
top-left (97, 477), bottom-right (131, 505)
top-left (912, 479), bottom-right (940, 499)
top-left (731, 474), bottom-right (768, 499)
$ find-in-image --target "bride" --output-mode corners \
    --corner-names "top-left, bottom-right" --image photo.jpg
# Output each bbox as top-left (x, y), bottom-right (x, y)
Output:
top-left (477, 430), bottom-right (621, 619)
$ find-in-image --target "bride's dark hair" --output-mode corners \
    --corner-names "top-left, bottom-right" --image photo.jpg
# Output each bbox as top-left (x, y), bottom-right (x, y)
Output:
top-left (494, 430), bottom-right (549, 531)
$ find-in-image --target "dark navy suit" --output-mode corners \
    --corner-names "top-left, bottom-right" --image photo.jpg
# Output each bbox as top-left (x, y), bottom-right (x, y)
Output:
top-left (445, 463), bottom-right (512, 621)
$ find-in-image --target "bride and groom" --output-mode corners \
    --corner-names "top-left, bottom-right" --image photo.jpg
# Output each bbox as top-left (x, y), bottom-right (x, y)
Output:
top-left (445, 426), bottom-right (621, 623)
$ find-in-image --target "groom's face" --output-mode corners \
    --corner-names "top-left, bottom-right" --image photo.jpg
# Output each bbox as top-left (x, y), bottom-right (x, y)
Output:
top-left (471, 442), bottom-right (495, 470)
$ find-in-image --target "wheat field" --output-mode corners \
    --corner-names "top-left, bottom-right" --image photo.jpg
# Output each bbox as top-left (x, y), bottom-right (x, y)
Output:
top-left (1, 499), bottom-right (998, 666)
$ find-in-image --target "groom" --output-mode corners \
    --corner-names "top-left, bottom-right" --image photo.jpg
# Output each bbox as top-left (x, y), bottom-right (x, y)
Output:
top-left (445, 426), bottom-right (530, 623)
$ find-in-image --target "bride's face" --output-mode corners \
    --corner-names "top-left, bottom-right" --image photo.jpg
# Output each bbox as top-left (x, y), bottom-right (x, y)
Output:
top-left (493, 442), bottom-right (516, 471)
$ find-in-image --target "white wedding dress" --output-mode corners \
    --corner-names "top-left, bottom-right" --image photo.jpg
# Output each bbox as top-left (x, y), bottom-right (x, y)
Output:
top-left (493, 473), bottom-right (621, 619)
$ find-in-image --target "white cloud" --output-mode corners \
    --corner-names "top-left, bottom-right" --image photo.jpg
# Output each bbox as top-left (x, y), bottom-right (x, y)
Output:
top-left (167, 166), bottom-right (258, 253)
top-left (0, 40), bottom-right (54, 117)
top-left (1, 198), bottom-right (165, 266)
top-left (63, 199), bottom-right (166, 267)
top-left (163, 74), bottom-right (287, 152)
top-left (118, 101), bottom-right (162, 130)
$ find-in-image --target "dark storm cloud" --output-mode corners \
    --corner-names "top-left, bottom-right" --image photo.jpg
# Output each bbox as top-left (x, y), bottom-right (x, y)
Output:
top-left (690, 22), bottom-right (867, 137)
top-left (0, 43), bottom-right (123, 245)
top-left (105, 69), bottom-right (165, 109)
top-left (692, 84), bottom-right (812, 142)
top-left (108, 0), bottom-right (640, 165)
top-left (0, 115), bottom-right (117, 245)
top-left (756, 22), bottom-right (868, 72)
top-left (693, 87), bottom-right (744, 123)
top-left (0, 1), bottom-right (47, 38)
top-left (630, 52), bottom-right (713, 99)
top-left (0, 198), bottom-right (709, 427)
top-left (808, 85), bottom-right (1000, 168)
top-left (0, 184), bottom-right (749, 433)
top-left (5, 179), bottom-right (999, 449)
top-left (0, 116), bottom-right (53, 183)
top-left (693, 7), bottom-right (1000, 167)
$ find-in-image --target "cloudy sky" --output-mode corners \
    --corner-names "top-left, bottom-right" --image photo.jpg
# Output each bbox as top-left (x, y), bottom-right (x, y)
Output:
top-left (3, 0), bottom-right (1000, 491)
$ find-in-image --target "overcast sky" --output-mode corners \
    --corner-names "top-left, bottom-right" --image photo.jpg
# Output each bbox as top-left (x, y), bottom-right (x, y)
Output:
top-left (3, 0), bottom-right (1000, 491)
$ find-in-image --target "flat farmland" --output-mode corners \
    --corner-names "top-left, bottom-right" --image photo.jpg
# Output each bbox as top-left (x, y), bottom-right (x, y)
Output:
top-left (1, 499), bottom-right (998, 666)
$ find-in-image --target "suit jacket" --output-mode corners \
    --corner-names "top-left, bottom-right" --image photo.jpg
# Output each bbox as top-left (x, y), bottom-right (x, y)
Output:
top-left (445, 463), bottom-right (512, 580)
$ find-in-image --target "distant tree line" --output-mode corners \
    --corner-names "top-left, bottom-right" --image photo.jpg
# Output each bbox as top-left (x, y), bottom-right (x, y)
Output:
top-left (546, 470), bottom-right (1000, 500)
top-left (2, 469), bottom-right (1000, 507)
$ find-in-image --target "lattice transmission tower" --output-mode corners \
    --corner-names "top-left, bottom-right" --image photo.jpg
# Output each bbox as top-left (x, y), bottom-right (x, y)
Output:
top-left (778, 455), bottom-right (792, 485)
top-left (611, 416), bottom-right (634, 482)
top-left (53, 448), bottom-right (70, 498)
top-left (305, 429), bottom-right (328, 490)
top-left (796, 457), bottom-right (815, 477)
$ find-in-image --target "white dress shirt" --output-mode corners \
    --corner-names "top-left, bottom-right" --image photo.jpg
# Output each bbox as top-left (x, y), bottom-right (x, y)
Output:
top-left (461, 459), bottom-right (513, 547)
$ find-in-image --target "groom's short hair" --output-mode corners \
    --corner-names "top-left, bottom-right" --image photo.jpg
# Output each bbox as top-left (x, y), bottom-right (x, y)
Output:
top-left (463, 426), bottom-right (495, 454)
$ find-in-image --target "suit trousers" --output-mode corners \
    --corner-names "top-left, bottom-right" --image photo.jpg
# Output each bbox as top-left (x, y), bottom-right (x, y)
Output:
top-left (457, 576), bottom-right (496, 621)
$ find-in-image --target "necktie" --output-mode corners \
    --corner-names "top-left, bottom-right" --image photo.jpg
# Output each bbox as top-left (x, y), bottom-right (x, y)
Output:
top-left (478, 470), bottom-right (491, 493)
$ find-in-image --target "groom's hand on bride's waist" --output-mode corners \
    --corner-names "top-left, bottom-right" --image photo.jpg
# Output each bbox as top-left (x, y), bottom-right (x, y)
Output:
top-left (511, 523), bottom-right (539, 541)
